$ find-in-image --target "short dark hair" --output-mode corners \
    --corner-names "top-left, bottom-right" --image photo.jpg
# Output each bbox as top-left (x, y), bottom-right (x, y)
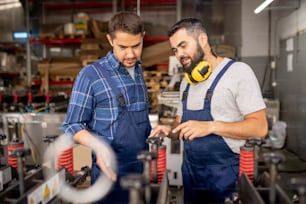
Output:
top-left (108, 11), bottom-right (144, 37)
top-left (168, 18), bottom-right (207, 38)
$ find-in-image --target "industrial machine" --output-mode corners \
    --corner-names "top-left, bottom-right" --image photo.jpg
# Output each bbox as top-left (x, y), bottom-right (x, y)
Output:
top-left (226, 138), bottom-right (306, 204)
top-left (0, 110), bottom-right (172, 203)
top-left (0, 111), bottom-right (92, 203)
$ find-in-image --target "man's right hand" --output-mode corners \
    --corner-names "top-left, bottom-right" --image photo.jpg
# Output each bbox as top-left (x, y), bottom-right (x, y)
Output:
top-left (96, 155), bottom-right (117, 181)
top-left (73, 129), bottom-right (117, 181)
top-left (149, 125), bottom-right (172, 138)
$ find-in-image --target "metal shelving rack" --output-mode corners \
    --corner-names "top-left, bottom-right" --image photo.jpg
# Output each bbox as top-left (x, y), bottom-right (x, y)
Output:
top-left (26, 0), bottom-right (181, 92)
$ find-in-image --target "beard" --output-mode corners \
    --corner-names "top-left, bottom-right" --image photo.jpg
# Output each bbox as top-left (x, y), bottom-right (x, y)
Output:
top-left (182, 43), bottom-right (205, 73)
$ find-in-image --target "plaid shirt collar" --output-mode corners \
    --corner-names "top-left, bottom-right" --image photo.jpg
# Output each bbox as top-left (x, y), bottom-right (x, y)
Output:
top-left (106, 51), bottom-right (142, 73)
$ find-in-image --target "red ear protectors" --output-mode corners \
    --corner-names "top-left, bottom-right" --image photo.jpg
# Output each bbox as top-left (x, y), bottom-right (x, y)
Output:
top-left (184, 61), bottom-right (212, 84)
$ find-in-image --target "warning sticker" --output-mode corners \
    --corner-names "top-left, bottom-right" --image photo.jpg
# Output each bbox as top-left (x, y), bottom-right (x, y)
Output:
top-left (27, 170), bottom-right (63, 204)
top-left (43, 184), bottom-right (50, 201)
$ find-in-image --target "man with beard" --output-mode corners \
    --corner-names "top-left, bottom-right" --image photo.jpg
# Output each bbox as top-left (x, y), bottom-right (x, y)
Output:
top-left (62, 11), bottom-right (151, 203)
top-left (150, 18), bottom-right (268, 203)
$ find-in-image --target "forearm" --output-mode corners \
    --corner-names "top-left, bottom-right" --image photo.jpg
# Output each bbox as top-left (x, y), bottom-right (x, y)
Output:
top-left (210, 116), bottom-right (268, 139)
top-left (73, 129), bottom-right (95, 147)
top-left (173, 109), bottom-right (268, 140)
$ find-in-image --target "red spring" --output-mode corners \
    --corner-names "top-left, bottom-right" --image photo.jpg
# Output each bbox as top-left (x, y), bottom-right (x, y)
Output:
top-left (7, 142), bottom-right (24, 168)
top-left (57, 147), bottom-right (74, 175)
top-left (239, 145), bottom-right (255, 182)
top-left (150, 145), bottom-right (167, 183)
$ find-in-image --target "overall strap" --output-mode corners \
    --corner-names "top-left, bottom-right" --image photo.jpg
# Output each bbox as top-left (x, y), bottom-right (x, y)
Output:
top-left (204, 60), bottom-right (235, 108)
top-left (182, 84), bottom-right (190, 102)
top-left (94, 61), bottom-right (126, 107)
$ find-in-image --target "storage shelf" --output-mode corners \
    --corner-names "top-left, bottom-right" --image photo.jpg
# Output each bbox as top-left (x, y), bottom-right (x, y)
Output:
top-left (36, 0), bottom-right (176, 9)
top-left (30, 36), bottom-right (168, 46)
top-left (0, 72), bottom-right (20, 78)
top-left (30, 38), bottom-right (83, 45)
top-left (32, 80), bottom-right (74, 86)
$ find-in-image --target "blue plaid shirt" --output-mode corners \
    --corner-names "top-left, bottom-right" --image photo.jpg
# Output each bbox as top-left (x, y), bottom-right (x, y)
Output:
top-left (62, 51), bottom-right (149, 142)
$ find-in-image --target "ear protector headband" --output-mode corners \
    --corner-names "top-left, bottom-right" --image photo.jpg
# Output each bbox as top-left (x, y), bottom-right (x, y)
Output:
top-left (184, 61), bottom-right (212, 84)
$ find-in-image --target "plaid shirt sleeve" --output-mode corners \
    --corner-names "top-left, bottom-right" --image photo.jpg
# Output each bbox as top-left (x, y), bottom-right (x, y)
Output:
top-left (62, 66), bottom-right (96, 136)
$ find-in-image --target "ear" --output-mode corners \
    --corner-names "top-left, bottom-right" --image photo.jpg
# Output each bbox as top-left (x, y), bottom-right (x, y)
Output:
top-left (106, 34), bottom-right (113, 47)
top-left (198, 32), bottom-right (208, 48)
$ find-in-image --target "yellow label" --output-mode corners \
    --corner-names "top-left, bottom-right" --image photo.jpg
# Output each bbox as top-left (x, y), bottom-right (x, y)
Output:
top-left (29, 198), bottom-right (35, 204)
top-left (43, 184), bottom-right (50, 200)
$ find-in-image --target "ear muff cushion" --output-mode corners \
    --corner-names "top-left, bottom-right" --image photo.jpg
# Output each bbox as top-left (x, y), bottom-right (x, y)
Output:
top-left (191, 61), bottom-right (212, 82)
top-left (184, 72), bottom-right (195, 84)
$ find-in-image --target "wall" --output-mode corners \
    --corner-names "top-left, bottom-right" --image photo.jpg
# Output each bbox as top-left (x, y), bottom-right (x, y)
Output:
top-left (0, 6), bottom-right (25, 42)
top-left (240, 0), bottom-right (270, 96)
top-left (235, 0), bottom-right (306, 161)
top-left (278, 0), bottom-right (306, 40)
top-left (241, 0), bottom-right (269, 57)
top-left (276, 0), bottom-right (306, 160)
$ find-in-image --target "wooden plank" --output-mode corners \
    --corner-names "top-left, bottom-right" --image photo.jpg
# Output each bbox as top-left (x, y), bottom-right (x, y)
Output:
top-left (142, 41), bottom-right (172, 68)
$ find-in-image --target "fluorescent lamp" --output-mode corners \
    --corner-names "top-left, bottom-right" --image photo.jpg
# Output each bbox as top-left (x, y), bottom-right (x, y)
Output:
top-left (254, 0), bottom-right (274, 14)
top-left (12, 32), bottom-right (28, 39)
top-left (0, 1), bottom-right (21, 10)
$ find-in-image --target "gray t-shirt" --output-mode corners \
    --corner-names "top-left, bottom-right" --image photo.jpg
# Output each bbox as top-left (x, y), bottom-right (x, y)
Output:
top-left (177, 58), bottom-right (266, 153)
top-left (126, 66), bottom-right (135, 80)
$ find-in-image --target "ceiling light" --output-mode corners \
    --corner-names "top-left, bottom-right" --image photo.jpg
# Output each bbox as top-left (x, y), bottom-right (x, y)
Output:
top-left (254, 0), bottom-right (274, 14)
top-left (0, 0), bottom-right (19, 4)
top-left (0, 2), bottom-right (20, 10)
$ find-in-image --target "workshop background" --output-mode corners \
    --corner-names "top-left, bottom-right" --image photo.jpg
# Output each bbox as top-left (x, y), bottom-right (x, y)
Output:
top-left (0, 0), bottom-right (306, 203)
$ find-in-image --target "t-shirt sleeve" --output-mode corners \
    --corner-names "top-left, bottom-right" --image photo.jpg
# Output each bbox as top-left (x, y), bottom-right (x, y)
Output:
top-left (234, 62), bottom-right (266, 115)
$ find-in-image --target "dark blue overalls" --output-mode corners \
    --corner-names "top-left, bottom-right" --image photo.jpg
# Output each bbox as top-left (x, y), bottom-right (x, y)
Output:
top-left (91, 65), bottom-right (152, 204)
top-left (181, 60), bottom-right (239, 204)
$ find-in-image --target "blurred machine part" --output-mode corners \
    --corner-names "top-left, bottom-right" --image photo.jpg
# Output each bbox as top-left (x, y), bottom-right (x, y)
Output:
top-left (228, 137), bottom-right (306, 204)
top-left (1, 113), bottom-right (66, 166)
top-left (153, 91), bottom-right (183, 187)
top-left (264, 99), bottom-right (280, 125)
top-left (164, 137), bottom-right (183, 187)
top-left (158, 91), bottom-right (180, 125)
top-left (0, 166), bottom-right (11, 192)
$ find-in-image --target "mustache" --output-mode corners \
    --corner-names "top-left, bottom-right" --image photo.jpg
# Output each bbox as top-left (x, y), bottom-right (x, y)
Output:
top-left (182, 59), bottom-right (199, 74)
top-left (179, 56), bottom-right (189, 64)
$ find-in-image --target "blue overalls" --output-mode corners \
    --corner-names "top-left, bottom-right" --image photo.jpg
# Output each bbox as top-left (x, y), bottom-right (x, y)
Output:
top-left (181, 60), bottom-right (239, 204)
top-left (91, 64), bottom-right (152, 204)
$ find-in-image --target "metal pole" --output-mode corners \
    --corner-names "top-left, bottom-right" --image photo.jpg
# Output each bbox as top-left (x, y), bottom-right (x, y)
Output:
top-left (176, 0), bottom-right (182, 21)
top-left (137, 0), bottom-right (140, 16)
top-left (25, 0), bottom-right (31, 86)
top-left (17, 156), bottom-right (25, 195)
top-left (112, 0), bottom-right (117, 14)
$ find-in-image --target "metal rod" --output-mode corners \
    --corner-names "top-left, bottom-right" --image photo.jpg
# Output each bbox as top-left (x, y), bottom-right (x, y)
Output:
top-left (25, 0), bottom-right (31, 86)
top-left (112, 0), bottom-right (117, 14)
top-left (176, 0), bottom-right (182, 21)
top-left (137, 0), bottom-right (140, 16)
top-left (143, 159), bottom-right (151, 204)
top-left (17, 156), bottom-right (25, 196)
top-left (269, 163), bottom-right (277, 204)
